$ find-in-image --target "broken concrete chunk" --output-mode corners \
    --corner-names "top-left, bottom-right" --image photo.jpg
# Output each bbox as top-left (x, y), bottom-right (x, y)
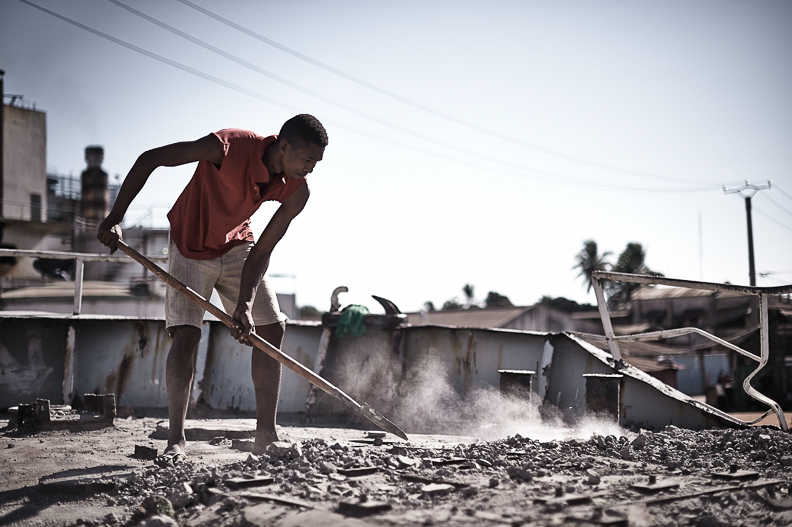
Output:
top-left (421, 483), bottom-right (455, 496)
top-left (318, 461), bottom-right (337, 474)
top-left (139, 515), bottom-right (178, 527)
top-left (245, 454), bottom-right (260, 465)
top-left (337, 499), bottom-right (392, 516)
top-left (266, 441), bottom-right (302, 459)
top-left (224, 476), bottom-right (274, 490)
top-left (134, 445), bottom-right (158, 460)
top-left (586, 469), bottom-right (601, 485)
top-left (506, 466), bottom-right (533, 482)
top-left (232, 439), bottom-right (255, 452)
top-left (396, 455), bottom-right (418, 468)
top-left (631, 433), bottom-right (648, 450)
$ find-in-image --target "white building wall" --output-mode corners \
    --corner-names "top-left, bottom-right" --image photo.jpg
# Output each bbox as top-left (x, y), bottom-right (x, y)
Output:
top-left (3, 105), bottom-right (47, 222)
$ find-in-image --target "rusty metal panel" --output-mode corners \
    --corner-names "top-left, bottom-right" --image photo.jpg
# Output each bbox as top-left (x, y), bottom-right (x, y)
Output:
top-left (0, 317), bottom-right (68, 408)
top-left (201, 321), bottom-right (323, 413)
top-left (71, 319), bottom-right (172, 408)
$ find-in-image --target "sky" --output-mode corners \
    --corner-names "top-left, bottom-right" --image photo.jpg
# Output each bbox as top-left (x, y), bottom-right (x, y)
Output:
top-left (1, 0), bottom-right (791, 314)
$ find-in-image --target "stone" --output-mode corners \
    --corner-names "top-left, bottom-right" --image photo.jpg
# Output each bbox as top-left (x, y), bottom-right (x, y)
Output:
top-left (506, 466), bottom-right (533, 482)
top-left (421, 483), bottom-right (455, 496)
top-left (631, 433), bottom-right (647, 450)
top-left (585, 469), bottom-right (601, 485)
top-left (139, 515), bottom-right (178, 527)
top-left (318, 461), bottom-right (337, 474)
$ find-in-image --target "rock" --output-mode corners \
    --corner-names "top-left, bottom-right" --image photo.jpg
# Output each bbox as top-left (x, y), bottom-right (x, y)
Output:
top-left (396, 455), bottom-right (418, 468)
top-left (620, 446), bottom-right (633, 461)
top-left (506, 466), bottom-right (533, 482)
top-left (780, 456), bottom-right (792, 467)
top-left (461, 485), bottom-right (479, 498)
top-left (585, 469), bottom-right (601, 485)
top-left (136, 495), bottom-right (175, 519)
top-left (488, 478), bottom-right (500, 488)
top-left (139, 515), bottom-right (178, 527)
top-left (246, 453), bottom-right (260, 465)
top-left (102, 512), bottom-right (119, 524)
top-left (631, 433), bottom-right (647, 450)
top-left (318, 461), bottom-right (337, 474)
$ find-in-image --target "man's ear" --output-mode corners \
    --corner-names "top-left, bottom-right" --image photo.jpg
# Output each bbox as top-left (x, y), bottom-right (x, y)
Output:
top-left (279, 139), bottom-right (290, 155)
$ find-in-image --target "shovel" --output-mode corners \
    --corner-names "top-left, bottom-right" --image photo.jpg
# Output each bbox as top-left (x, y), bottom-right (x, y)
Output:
top-left (115, 240), bottom-right (408, 441)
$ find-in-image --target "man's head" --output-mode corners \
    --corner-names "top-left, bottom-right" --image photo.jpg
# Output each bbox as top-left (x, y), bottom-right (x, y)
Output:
top-left (277, 114), bottom-right (328, 180)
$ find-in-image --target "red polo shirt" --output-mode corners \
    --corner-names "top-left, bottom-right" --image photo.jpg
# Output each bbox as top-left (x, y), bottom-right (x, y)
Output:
top-left (167, 129), bottom-right (305, 260)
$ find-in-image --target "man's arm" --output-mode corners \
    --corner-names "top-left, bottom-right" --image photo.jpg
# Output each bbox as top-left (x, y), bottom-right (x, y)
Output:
top-left (97, 134), bottom-right (224, 253)
top-left (231, 183), bottom-right (310, 343)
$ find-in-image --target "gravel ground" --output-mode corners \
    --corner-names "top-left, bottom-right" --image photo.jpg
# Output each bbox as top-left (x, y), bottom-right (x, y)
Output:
top-left (3, 415), bottom-right (791, 527)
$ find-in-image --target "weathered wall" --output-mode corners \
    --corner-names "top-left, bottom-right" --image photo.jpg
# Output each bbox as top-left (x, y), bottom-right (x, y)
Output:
top-left (0, 316), bottom-right (66, 408)
top-left (3, 105), bottom-right (47, 222)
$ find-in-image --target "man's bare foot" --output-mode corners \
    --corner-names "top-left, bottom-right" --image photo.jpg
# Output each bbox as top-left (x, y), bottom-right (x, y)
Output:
top-left (252, 430), bottom-right (279, 456)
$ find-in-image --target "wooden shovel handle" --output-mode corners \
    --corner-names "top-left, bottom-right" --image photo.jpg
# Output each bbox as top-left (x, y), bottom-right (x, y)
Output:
top-left (115, 241), bottom-right (357, 407)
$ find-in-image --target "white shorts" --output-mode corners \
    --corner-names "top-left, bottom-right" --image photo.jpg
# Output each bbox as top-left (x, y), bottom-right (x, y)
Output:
top-left (165, 239), bottom-right (286, 330)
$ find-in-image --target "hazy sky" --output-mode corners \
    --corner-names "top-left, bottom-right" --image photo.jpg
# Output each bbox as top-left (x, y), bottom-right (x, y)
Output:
top-left (2, 0), bottom-right (791, 313)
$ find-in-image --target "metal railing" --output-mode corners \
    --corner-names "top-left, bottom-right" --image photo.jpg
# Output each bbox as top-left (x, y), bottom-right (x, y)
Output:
top-left (0, 248), bottom-right (167, 315)
top-left (590, 270), bottom-right (789, 432)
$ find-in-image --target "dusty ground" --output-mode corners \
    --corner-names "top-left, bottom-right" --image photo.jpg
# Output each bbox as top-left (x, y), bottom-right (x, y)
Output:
top-left (2, 412), bottom-right (791, 527)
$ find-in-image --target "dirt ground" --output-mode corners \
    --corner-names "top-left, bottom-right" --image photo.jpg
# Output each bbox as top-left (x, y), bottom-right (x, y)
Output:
top-left (2, 412), bottom-right (791, 527)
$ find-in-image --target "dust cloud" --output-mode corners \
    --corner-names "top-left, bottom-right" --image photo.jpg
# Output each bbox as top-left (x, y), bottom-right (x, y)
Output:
top-left (333, 346), bottom-right (628, 443)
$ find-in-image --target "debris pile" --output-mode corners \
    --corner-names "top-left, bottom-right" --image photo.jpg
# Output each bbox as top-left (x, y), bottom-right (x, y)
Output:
top-left (78, 426), bottom-right (792, 526)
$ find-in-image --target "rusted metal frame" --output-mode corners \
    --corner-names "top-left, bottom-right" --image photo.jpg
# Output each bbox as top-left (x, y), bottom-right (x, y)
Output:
top-left (591, 275), bottom-right (624, 366)
top-left (592, 270), bottom-right (792, 296)
top-left (591, 271), bottom-right (789, 432)
top-left (610, 327), bottom-right (761, 363)
top-left (0, 247), bottom-right (167, 316)
top-left (744, 294), bottom-right (787, 431)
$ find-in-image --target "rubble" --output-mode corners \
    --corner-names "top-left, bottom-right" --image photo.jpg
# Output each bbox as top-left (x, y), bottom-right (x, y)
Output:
top-left (3, 416), bottom-right (792, 526)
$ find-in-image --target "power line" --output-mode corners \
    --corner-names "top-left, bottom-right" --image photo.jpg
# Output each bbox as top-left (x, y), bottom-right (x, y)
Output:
top-left (17, 0), bottom-right (727, 195)
top-left (754, 205), bottom-right (792, 234)
top-left (772, 183), bottom-right (792, 204)
top-left (108, 0), bottom-right (724, 194)
top-left (174, 0), bottom-right (718, 187)
top-left (761, 192), bottom-right (792, 219)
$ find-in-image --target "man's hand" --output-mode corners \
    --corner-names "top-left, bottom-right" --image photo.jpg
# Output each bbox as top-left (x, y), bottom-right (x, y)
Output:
top-left (97, 219), bottom-right (123, 254)
top-left (232, 305), bottom-right (256, 344)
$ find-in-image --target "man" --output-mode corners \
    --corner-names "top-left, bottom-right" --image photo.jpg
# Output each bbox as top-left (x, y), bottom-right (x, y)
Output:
top-left (97, 114), bottom-right (328, 461)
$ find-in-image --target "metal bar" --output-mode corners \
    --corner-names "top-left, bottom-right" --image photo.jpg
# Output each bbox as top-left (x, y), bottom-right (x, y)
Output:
top-left (0, 247), bottom-right (167, 263)
top-left (72, 258), bottom-right (84, 315)
top-left (592, 276), bottom-right (623, 365)
top-left (591, 271), bottom-right (788, 432)
top-left (742, 294), bottom-right (788, 431)
top-left (612, 327), bottom-right (762, 363)
top-left (592, 270), bottom-right (792, 296)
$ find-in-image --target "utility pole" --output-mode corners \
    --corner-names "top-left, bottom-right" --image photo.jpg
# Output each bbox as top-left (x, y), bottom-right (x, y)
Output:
top-left (724, 180), bottom-right (772, 286)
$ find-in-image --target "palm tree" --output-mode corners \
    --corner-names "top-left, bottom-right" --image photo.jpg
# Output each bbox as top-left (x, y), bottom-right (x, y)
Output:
top-left (574, 240), bottom-right (611, 293)
top-left (611, 242), bottom-right (663, 301)
top-left (462, 284), bottom-right (475, 308)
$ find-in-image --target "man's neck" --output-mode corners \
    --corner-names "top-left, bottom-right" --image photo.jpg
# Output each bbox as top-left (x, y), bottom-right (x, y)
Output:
top-left (262, 139), bottom-right (283, 175)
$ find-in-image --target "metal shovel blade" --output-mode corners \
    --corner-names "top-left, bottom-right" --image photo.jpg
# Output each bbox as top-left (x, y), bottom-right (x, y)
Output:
top-left (358, 403), bottom-right (408, 441)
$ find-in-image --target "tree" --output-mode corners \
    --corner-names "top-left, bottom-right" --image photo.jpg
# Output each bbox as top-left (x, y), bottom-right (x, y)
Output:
top-left (574, 240), bottom-right (611, 293)
top-left (299, 305), bottom-right (321, 319)
top-left (610, 242), bottom-right (663, 301)
top-left (462, 284), bottom-right (475, 307)
top-left (539, 296), bottom-right (595, 313)
top-left (485, 291), bottom-right (513, 308)
top-left (423, 301), bottom-right (436, 312)
top-left (442, 298), bottom-right (462, 311)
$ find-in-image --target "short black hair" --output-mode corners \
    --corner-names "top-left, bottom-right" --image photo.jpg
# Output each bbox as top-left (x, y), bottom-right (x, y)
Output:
top-left (279, 114), bottom-right (328, 148)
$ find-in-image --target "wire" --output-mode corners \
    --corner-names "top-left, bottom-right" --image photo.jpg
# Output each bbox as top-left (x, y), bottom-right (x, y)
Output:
top-left (754, 205), bottom-right (792, 234)
top-left (174, 0), bottom-right (719, 187)
top-left (772, 184), bottom-right (792, 204)
top-left (17, 0), bottom-right (728, 195)
top-left (107, 0), bottom-right (725, 194)
top-left (761, 193), bottom-right (792, 219)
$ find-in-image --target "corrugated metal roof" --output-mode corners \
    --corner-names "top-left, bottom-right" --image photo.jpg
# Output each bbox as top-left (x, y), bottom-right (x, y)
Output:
top-left (631, 286), bottom-right (745, 300)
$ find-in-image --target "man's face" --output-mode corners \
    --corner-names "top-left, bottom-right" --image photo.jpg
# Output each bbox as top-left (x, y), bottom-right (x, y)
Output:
top-left (281, 140), bottom-right (325, 180)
